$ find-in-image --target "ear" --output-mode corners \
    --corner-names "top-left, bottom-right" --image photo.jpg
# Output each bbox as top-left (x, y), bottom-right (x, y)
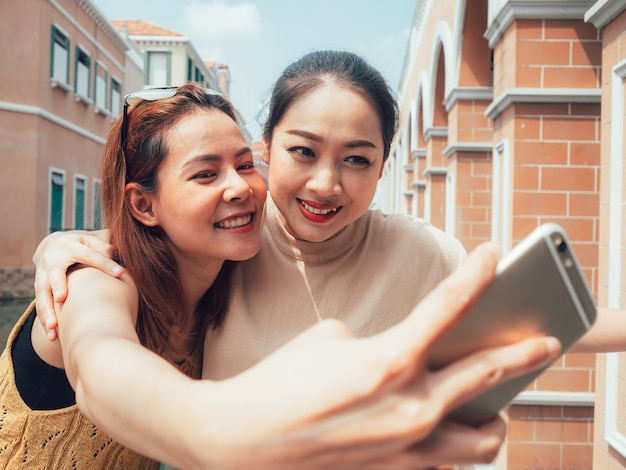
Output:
top-left (261, 136), bottom-right (271, 165)
top-left (126, 183), bottom-right (159, 227)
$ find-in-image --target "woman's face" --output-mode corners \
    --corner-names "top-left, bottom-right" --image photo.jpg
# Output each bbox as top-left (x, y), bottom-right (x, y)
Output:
top-left (146, 108), bottom-right (266, 268)
top-left (266, 82), bottom-right (384, 243)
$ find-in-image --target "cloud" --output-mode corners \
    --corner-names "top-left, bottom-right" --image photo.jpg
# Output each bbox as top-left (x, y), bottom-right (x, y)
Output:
top-left (182, 1), bottom-right (262, 39)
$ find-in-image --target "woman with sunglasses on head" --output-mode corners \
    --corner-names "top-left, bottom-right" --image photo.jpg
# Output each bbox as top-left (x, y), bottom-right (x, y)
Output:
top-left (27, 71), bottom-right (561, 468)
top-left (0, 83), bottom-right (268, 468)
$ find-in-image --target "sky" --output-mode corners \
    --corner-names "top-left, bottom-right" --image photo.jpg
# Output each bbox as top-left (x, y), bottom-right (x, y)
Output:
top-left (91, 0), bottom-right (416, 140)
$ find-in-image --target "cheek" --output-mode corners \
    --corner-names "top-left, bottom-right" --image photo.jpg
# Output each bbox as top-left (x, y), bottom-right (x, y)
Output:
top-left (267, 162), bottom-right (294, 194)
top-left (250, 177), bottom-right (268, 203)
top-left (345, 174), bottom-right (379, 205)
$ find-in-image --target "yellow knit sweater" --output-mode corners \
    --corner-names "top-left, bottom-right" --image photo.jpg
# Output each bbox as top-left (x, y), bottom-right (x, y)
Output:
top-left (0, 302), bottom-right (161, 469)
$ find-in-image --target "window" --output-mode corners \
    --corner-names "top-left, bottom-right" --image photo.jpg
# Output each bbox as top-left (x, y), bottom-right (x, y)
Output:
top-left (195, 66), bottom-right (204, 84)
top-left (110, 78), bottom-right (121, 118)
top-left (75, 47), bottom-right (91, 99)
top-left (94, 62), bottom-right (108, 112)
top-left (50, 25), bottom-right (70, 85)
top-left (187, 57), bottom-right (193, 82)
top-left (74, 177), bottom-right (85, 230)
top-left (146, 51), bottom-right (170, 86)
top-left (50, 171), bottom-right (65, 233)
top-left (93, 180), bottom-right (102, 230)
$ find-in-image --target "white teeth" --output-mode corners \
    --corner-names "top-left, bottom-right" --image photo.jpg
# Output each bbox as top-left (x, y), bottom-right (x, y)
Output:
top-left (217, 214), bottom-right (252, 228)
top-left (301, 201), bottom-right (339, 215)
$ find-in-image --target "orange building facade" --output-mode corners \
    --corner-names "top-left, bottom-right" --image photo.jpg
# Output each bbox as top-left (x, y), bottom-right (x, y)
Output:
top-left (0, 0), bottom-right (135, 298)
top-left (381, 0), bottom-right (626, 468)
top-left (0, 1), bottom-right (240, 299)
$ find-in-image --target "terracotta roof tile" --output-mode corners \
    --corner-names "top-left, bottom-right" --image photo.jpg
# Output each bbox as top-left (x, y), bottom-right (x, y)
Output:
top-left (111, 19), bottom-right (185, 37)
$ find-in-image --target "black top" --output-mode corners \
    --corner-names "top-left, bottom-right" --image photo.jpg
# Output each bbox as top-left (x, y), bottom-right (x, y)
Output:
top-left (12, 310), bottom-right (76, 410)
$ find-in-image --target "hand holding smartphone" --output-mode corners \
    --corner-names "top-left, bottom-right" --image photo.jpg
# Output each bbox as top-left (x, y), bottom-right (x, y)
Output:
top-left (429, 223), bottom-right (597, 426)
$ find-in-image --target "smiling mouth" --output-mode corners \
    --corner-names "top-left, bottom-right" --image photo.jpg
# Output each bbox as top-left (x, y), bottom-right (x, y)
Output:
top-left (300, 200), bottom-right (340, 215)
top-left (215, 214), bottom-right (252, 229)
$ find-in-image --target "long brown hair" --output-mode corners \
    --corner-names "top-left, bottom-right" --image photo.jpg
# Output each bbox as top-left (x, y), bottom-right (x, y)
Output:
top-left (101, 83), bottom-right (235, 365)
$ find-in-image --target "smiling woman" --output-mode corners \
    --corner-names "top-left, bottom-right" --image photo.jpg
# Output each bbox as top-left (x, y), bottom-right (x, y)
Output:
top-left (0, 83), bottom-right (267, 468)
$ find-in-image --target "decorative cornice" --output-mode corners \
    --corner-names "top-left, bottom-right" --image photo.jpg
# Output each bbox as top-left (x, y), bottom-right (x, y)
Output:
top-left (130, 35), bottom-right (190, 44)
top-left (443, 142), bottom-right (493, 158)
top-left (444, 86), bottom-right (494, 111)
top-left (412, 148), bottom-right (427, 159)
top-left (398, 0), bottom-right (434, 98)
top-left (403, 191), bottom-right (414, 197)
top-left (78, 0), bottom-right (129, 52)
top-left (485, 87), bottom-right (601, 120)
top-left (424, 126), bottom-right (448, 142)
top-left (512, 390), bottom-right (595, 407)
top-left (404, 165), bottom-right (414, 172)
top-left (423, 167), bottom-right (447, 176)
top-left (584, 0), bottom-right (626, 28)
top-left (0, 101), bottom-right (106, 145)
top-left (485, 0), bottom-right (596, 48)
top-left (412, 180), bottom-right (427, 188)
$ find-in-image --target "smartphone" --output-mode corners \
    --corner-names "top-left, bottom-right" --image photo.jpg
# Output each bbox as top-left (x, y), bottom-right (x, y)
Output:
top-left (428, 223), bottom-right (597, 426)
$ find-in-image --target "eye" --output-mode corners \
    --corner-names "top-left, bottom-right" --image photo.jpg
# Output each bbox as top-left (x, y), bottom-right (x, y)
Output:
top-left (191, 170), bottom-right (217, 180)
top-left (288, 146), bottom-right (316, 159)
top-left (344, 155), bottom-right (371, 167)
top-left (237, 162), bottom-right (255, 172)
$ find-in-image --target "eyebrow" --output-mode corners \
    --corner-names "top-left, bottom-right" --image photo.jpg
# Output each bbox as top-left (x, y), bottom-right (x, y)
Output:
top-left (286, 129), bottom-right (378, 150)
top-left (182, 146), bottom-right (252, 168)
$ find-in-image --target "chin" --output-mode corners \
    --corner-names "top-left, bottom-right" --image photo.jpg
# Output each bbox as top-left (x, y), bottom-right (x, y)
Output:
top-left (230, 245), bottom-right (261, 261)
top-left (294, 229), bottom-right (336, 243)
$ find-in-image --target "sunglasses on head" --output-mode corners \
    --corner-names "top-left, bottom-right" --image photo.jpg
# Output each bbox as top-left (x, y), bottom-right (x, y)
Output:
top-left (120, 86), bottom-right (224, 145)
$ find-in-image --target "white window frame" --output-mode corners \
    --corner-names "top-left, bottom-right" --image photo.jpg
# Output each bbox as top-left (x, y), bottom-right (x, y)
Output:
top-left (49, 168), bottom-right (66, 233)
top-left (50, 24), bottom-right (71, 92)
top-left (146, 49), bottom-right (171, 87)
top-left (75, 45), bottom-right (92, 104)
top-left (73, 175), bottom-right (86, 230)
top-left (110, 77), bottom-right (122, 118)
top-left (605, 57), bottom-right (626, 459)
top-left (94, 61), bottom-right (108, 115)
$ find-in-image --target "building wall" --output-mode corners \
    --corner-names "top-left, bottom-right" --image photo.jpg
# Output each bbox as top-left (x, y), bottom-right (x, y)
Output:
top-left (385, 0), bottom-right (625, 467)
top-left (588, 2), bottom-right (626, 468)
top-left (0, 0), bottom-right (131, 297)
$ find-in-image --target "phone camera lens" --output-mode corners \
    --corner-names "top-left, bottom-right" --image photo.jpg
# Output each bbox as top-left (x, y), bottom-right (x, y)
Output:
top-left (555, 238), bottom-right (567, 253)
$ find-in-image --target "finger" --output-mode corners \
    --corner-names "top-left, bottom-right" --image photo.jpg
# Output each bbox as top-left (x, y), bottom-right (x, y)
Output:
top-left (80, 234), bottom-right (117, 263)
top-left (430, 335), bottom-right (561, 416)
top-left (72, 245), bottom-right (123, 278)
top-left (48, 268), bottom-right (70, 303)
top-left (372, 242), bottom-right (500, 365)
top-left (405, 417), bottom-right (507, 467)
top-left (362, 418), bottom-right (506, 469)
top-left (33, 266), bottom-right (59, 337)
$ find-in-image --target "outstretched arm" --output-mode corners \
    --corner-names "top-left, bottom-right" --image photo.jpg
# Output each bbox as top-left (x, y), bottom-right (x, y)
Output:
top-left (569, 306), bottom-right (626, 353)
top-left (50, 243), bottom-right (560, 469)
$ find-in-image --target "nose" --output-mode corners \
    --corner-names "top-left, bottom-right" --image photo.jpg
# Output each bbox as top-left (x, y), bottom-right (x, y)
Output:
top-left (223, 168), bottom-right (252, 202)
top-left (306, 164), bottom-right (342, 197)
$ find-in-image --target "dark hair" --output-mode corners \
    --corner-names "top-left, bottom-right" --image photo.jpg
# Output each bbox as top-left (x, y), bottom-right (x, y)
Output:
top-left (262, 50), bottom-right (399, 161)
top-left (102, 82), bottom-right (235, 366)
